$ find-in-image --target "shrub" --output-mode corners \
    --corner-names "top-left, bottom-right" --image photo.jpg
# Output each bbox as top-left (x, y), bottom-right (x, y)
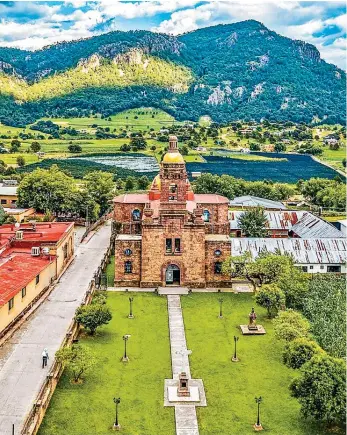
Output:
top-left (254, 284), bottom-right (285, 318)
top-left (56, 345), bottom-right (96, 383)
top-left (273, 309), bottom-right (310, 341)
top-left (290, 354), bottom-right (346, 426)
top-left (75, 303), bottom-right (112, 335)
top-left (283, 337), bottom-right (324, 369)
top-left (91, 292), bottom-right (107, 305)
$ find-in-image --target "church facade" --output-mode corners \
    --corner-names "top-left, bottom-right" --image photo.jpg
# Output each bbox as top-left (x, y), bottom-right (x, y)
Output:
top-left (113, 136), bottom-right (232, 288)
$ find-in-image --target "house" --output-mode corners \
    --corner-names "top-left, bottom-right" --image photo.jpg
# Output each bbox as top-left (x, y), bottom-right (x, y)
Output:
top-left (3, 207), bottom-right (36, 222)
top-left (0, 183), bottom-right (18, 208)
top-left (0, 222), bottom-right (75, 336)
top-left (231, 238), bottom-right (346, 274)
top-left (229, 196), bottom-right (286, 210)
top-left (113, 136), bottom-right (231, 288)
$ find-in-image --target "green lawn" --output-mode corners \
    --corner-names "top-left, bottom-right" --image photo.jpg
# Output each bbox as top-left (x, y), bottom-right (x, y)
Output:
top-left (105, 255), bottom-right (115, 286)
top-left (181, 293), bottom-right (329, 435)
top-left (38, 292), bottom-right (174, 435)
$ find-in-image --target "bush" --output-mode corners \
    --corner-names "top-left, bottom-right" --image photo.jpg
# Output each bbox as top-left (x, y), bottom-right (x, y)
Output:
top-left (91, 292), bottom-right (107, 305)
top-left (254, 284), bottom-right (285, 318)
top-left (290, 355), bottom-right (346, 426)
top-left (68, 144), bottom-right (82, 153)
top-left (273, 309), bottom-right (310, 341)
top-left (283, 337), bottom-right (324, 369)
top-left (75, 303), bottom-right (112, 335)
top-left (56, 345), bottom-right (96, 383)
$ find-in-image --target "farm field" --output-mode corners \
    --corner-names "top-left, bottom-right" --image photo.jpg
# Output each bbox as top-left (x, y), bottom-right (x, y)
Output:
top-left (181, 293), bottom-right (332, 435)
top-left (38, 292), bottom-right (175, 435)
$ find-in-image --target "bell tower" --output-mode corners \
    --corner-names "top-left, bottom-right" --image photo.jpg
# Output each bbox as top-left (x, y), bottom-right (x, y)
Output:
top-left (160, 136), bottom-right (188, 204)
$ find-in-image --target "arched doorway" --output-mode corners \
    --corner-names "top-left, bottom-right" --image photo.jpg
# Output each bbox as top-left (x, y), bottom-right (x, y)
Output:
top-left (165, 264), bottom-right (180, 286)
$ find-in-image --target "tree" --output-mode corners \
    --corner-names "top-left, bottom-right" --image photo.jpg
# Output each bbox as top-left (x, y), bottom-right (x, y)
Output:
top-left (17, 165), bottom-right (76, 214)
top-left (0, 205), bottom-right (6, 225)
top-left (274, 143), bottom-right (286, 152)
top-left (68, 144), bottom-right (82, 153)
top-left (273, 309), bottom-right (310, 341)
top-left (249, 143), bottom-right (261, 151)
top-left (303, 275), bottom-right (346, 358)
top-left (254, 284), bottom-right (285, 318)
top-left (75, 304), bottom-right (112, 335)
top-left (283, 337), bottom-right (324, 369)
top-left (130, 136), bottom-right (147, 150)
top-left (124, 176), bottom-right (135, 191)
top-left (16, 156), bottom-right (25, 167)
top-left (56, 345), bottom-right (96, 383)
top-left (137, 175), bottom-right (149, 190)
top-left (290, 355), bottom-right (346, 427)
top-left (237, 208), bottom-right (268, 237)
top-left (10, 139), bottom-right (21, 153)
top-left (30, 141), bottom-right (41, 152)
top-left (120, 143), bottom-right (131, 152)
top-left (276, 267), bottom-right (308, 309)
top-left (83, 171), bottom-right (114, 215)
top-left (181, 145), bottom-right (189, 155)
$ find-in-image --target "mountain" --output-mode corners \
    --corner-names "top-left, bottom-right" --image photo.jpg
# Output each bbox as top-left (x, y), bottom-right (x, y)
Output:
top-left (0, 20), bottom-right (345, 127)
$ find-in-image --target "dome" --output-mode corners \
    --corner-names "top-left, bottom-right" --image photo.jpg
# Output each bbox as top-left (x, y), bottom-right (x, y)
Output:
top-left (162, 151), bottom-right (185, 164)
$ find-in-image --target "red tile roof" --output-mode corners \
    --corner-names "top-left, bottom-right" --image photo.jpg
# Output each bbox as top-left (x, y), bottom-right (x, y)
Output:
top-left (194, 194), bottom-right (229, 204)
top-left (113, 193), bottom-right (149, 204)
top-left (0, 251), bottom-right (55, 307)
top-left (0, 222), bottom-right (73, 245)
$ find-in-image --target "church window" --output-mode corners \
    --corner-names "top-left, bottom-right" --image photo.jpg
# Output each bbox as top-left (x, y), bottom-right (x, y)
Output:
top-left (124, 261), bottom-right (132, 273)
top-left (132, 209), bottom-right (141, 221)
top-left (214, 249), bottom-right (222, 257)
top-left (166, 238), bottom-right (172, 253)
top-left (214, 262), bottom-right (222, 274)
top-left (203, 210), bottom-right (210, 222)
top-left (175, 238), bottom-right (181, 253)
top-left (124, 248), bottom-right (132, 256)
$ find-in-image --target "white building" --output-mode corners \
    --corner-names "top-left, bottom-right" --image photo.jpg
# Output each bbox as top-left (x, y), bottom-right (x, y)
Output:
top-left (231, 238), bottom-right (346, 273)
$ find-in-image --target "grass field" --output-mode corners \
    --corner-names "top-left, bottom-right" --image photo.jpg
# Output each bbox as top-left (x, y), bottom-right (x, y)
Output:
top-left (181, 293), bottom-right (330, 435)
top-left (38, 292), bottom-right (174, 435)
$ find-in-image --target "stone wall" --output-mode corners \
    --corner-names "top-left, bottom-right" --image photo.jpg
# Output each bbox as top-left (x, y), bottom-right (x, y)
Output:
top-left (205, 240), bottom-right (232, 287)
top-left (114, 239), bottom-right (142, 286)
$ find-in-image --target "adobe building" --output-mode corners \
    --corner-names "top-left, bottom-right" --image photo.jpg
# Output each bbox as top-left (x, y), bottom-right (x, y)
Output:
top-left (113, 136), bottom-right (231, 288)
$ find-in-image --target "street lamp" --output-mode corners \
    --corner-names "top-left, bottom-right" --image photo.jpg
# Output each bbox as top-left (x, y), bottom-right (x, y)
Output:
top-left (254, 396), bottom-right (263, 431)
top-left (232, 336), bottom-right (239, 362)
top-left (218, 298), bottom-right (223, 318)
top-left (122, 335), bottom-right (131, 362)
top-left (113, 397), bottom-right (121, 431)
top-left (128, 297), bottom-right (134, 319)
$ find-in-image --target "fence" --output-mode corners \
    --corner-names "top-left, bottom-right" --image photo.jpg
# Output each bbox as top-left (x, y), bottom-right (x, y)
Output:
top-left (21, 240), bottom-right (114, 435)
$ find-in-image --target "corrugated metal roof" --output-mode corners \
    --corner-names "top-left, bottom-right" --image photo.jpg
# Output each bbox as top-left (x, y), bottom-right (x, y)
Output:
top-left (291, 213), bottom-right (344, 238)
top-left (229, 196), bottom-right (286, 210)
top-left (229, 211), bottom-right (344, 238)
top-left (231, 238), bottom-right (347, 264)
top-left (0, 185), bottom-right (17, 196)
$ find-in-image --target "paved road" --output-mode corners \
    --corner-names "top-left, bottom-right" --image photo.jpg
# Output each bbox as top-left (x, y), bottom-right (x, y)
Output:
top-left (0, 222), bottom-right (111, 435)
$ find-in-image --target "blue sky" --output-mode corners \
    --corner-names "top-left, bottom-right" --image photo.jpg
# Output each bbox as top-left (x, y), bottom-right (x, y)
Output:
top-left (0, 1), bottom-right (345, 68)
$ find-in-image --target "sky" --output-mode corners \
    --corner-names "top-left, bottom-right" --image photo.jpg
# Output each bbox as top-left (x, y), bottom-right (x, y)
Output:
top-left (0, 1), bottom-right (345, 69)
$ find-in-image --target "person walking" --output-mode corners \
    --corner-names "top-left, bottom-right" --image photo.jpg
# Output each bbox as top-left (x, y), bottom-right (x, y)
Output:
top-left (42, 348), bottom-right (49, 369)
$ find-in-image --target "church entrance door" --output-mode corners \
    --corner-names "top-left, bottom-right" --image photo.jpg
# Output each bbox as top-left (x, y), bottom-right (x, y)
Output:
top-left (165, 264), bottom-right (180, 286)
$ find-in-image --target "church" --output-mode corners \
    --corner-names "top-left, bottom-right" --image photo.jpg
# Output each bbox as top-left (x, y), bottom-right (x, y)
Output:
top-left (113, 136), bottom-right (232, 288)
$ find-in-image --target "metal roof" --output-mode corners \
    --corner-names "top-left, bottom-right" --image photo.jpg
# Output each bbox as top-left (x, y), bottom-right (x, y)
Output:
top-left (229, 211), bottom-right (344, 238)
top-left (229, 195), bottom-right (286, 210)
top-left (0, 184), bottom-right (17, 196)
top-left (231, 238), bottom-right (347, 264)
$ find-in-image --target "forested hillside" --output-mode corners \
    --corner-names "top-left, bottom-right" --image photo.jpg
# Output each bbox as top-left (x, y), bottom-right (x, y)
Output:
top-left (0, 20), bottom-right (345, 127)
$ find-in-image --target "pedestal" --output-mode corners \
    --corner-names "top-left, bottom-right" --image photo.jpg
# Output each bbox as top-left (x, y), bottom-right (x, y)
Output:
top-left (240, 325), bottom-right (266, 335)
top-left (121, 356), bottom-right (129, 362)
top-left (231, 356), bottom-right (239, 362)
top-left (128, 314), bottom-right (134, 319)
top-left (253, 423), bottom-right (263, 431)
top-left (113, 424), bottom-right (121, 431)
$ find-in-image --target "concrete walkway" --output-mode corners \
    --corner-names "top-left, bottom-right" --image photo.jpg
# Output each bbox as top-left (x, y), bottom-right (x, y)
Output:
top-left (167, 295), bottom-right (198, 435)
top-left (0, 222), bottom-right (111, 435)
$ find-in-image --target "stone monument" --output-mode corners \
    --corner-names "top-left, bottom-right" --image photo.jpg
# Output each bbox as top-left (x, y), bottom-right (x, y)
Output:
top-left (240, 307), bottom-right (266, 335)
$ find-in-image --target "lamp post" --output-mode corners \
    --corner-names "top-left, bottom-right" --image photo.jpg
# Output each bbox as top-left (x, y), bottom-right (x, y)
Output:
top-left (122, 335), bottom-right (131, 362)
top-left (113, 397), bottom-right (121, 431)
top-left (232, 336), bottom-right (239, 362)
top-left (128, 297), bottom-right (134, 319)
top-left (218, 298), bottom-right (223, 318)
top-left (254, 396), bottom-right (263, 431)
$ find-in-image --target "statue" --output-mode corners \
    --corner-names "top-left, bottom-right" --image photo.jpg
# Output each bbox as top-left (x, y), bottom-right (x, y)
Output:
top-left (248, 307), bottom-right (258, 330)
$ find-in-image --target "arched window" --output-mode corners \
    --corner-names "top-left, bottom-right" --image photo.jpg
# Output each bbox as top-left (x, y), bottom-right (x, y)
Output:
top-left (132, 209), bottom-right (141, 221)
top-left (214, 262), bottom-right (222, 274)
top-left (203, 209), bottom-right (210, 222)
top-left (124, 261), bottom-right (132, 274)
